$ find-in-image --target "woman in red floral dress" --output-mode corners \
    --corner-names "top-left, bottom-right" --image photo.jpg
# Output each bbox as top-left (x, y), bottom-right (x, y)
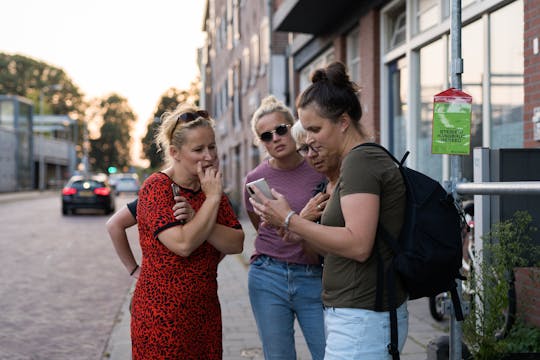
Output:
top-left (130, 105), bottom-right (244, 359)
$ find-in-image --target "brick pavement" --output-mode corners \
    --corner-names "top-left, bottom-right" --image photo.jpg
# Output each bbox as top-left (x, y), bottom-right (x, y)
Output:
top-left (103, 215), bottom-right (450, 359)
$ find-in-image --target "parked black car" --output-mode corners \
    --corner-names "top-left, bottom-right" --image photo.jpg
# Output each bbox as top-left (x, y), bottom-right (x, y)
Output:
top-left (61, 174), bottom-right (115, 215)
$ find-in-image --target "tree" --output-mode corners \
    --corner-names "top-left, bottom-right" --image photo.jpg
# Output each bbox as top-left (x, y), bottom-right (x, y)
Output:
top-left (89, 94), bottom-right (136, 173)
top-left (0, 52), bottom-right (87, 160)
top-left (0, 52), bottom-right (86, 116)
top-left (141, 81), bottom-right (200, 170)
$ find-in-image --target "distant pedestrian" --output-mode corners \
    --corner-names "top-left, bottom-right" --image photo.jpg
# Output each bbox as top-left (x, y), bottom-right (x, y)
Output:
top-left (111, 104), bottom-right (244, 360)
top-left (243, 95), bottom-right (327, 360)
top-left (249, 62), bottom-right (409, 359)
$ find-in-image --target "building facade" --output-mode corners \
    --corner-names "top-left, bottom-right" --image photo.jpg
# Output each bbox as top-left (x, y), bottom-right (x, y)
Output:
top-left (0, 95), bottom-right (76, 192)
top-left (201, 0), bottom-right (539, 211)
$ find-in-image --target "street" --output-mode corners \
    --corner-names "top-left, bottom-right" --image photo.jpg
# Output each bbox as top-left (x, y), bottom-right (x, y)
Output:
top-left (0, 193), bottom-right (138, 359)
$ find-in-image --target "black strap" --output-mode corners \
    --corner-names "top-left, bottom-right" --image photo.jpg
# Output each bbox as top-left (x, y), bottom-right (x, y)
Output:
top-left (450, 285), bottom-right (464, 321)
top-left (387, 265), bottom-right (400, 360)
top-left (374, 237), bottom-right (384, 312)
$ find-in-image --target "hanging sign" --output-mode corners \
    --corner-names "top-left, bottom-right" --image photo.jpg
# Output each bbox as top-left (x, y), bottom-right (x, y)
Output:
top-left (432, 88), bottom-right (472, 155)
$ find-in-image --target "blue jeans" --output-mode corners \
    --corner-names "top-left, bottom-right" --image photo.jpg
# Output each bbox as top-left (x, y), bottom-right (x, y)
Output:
top-left (323, 301), bottom-right (409, 360)
top-left (248, 255), bottom-right (326, 360)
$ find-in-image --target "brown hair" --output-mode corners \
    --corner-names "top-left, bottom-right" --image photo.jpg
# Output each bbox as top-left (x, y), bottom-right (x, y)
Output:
top-left (296, 61), bottom-right (364, 133)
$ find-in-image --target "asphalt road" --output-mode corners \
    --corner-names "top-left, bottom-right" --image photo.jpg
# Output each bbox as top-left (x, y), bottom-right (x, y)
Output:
top-left (0, 192), bottom-right (139, 360)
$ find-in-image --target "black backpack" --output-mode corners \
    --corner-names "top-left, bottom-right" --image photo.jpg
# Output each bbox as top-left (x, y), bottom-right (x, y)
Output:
top-left (355, 143), bottom-right (464, 360)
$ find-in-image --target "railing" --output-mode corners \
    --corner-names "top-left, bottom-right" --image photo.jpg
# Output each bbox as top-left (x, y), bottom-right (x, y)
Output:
top-left (457, 181), bottom-right (540, 195)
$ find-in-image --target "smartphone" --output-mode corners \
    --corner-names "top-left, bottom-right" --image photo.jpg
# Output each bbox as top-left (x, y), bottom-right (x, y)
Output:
top-left (246, 178), bottom-right (274, 203)
top-left (171, 183), bottom-right (181, 197)
top-left (171, 184), bottom-right (186, 224)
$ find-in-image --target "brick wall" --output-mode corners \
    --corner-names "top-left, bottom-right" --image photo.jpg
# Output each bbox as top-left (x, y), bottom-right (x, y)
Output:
top-left (514, 267), bottom-right (540, 328)
top-left (524, 0), bottom-right (540, 148)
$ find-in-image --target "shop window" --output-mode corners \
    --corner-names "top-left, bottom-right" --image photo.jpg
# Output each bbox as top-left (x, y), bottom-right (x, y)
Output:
top-left (387, 3), bottom-right (406, 50)
top-left (490, 0), bottom-right (523, 149)
top-left (346, 28), bottom-right (361, 83)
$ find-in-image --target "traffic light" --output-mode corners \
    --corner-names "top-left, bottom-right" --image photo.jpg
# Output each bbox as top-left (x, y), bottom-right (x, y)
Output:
top-left (108, 166), bottom-right (117, 174)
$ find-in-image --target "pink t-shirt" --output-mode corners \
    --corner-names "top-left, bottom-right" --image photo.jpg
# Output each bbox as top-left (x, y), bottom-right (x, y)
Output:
top-left (243, 159), bottom-right (326, 264)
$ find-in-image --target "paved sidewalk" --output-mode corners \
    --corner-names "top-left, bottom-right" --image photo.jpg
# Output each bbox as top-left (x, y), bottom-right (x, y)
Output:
top-left (103, 216), bottom-right (450, 359)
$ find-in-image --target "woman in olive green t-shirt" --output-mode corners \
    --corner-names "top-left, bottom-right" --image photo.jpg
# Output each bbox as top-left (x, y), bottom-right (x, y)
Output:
top-left (249, 61), bottom-right (409, 360)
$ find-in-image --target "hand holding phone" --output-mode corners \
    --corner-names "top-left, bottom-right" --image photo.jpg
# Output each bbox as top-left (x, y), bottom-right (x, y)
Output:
top-left (246, 178), bottom-right (274, 203)
top-left (171, 184), bottom-right (186, 224)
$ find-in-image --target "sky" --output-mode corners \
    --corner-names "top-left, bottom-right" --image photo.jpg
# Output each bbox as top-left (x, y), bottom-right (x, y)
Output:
top-left (0, 0), bottom-right (206, 166)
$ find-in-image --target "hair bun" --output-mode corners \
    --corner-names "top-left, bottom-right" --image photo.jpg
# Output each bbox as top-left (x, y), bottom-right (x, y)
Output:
top-left (311, 69), bottom-right (328, 83)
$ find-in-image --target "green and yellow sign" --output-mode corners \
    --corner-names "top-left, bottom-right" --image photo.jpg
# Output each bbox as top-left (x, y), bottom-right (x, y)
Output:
top-left (432, 88), bottom-right (472, 155)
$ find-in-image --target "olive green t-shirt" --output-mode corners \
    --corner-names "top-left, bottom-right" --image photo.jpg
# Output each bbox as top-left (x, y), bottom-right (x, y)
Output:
top-left (321, 145), bottom-right (408, 311)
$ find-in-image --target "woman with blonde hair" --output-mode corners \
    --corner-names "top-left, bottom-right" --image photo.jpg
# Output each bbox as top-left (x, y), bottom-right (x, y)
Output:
top-left (243, 95), bottom-right (327, 359)
top-left (124, 104), bottom-right (244, 359)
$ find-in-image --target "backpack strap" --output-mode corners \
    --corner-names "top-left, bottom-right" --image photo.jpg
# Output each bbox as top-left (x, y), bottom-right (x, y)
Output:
top-left (353, 142), bottom-right (409, 166)
top-left (374, 227), bottom-right (401, 360)
top-left (357, 143), bottom-right (403, 359)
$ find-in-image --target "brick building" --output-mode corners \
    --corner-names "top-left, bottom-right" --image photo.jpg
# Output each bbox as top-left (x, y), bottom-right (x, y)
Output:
top-left (201, 0), bottom-right (539, 209)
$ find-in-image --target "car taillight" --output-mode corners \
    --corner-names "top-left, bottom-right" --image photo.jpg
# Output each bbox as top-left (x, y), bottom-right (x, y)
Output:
top-left (62, 187), bottom-right (77, 195)
top-left (94, 187), bottom-right (111, 196)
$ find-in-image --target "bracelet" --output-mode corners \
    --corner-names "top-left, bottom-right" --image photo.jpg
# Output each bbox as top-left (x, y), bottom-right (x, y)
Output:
top-left (130, 264), bottom-right (139, 276)
top-left (284, 210), bottom-right (296, 231)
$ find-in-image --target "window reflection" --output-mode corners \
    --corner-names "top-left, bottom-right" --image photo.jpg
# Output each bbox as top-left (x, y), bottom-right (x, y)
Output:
top-left (419, 39), bottom-right (445, 180)
top-left (389, 58), bottom-right (408, 158)
top-left (461, 20), bottom-right (483, 182)
top-left (490, 0), bottom-right (524, 149)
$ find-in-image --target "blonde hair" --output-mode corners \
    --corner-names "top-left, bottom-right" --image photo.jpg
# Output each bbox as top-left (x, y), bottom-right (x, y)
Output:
top-left (290, 120), bottom-right (307, 145)
top-left (250, 95), bottom-right (295, 143)
top-left (155, 103), bottom-right (215, 166)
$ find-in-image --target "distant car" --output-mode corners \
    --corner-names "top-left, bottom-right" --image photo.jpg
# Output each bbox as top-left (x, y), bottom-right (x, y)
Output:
top-left (61, 174), bottom-right (116, 215)
top-left (114, 176), bottom-right (140, 195)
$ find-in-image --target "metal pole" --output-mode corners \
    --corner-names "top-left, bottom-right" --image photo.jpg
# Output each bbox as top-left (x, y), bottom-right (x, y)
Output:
top-left (38, 90), bottom-right (46, 191)
top-left (449, 1), bottom-right (464, 359)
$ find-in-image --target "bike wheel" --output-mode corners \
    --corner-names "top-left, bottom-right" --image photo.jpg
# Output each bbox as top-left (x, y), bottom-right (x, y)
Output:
top-left (494, 271), bottom-right (517, 340)
top-left (429, 293), bottom-right (447, 321)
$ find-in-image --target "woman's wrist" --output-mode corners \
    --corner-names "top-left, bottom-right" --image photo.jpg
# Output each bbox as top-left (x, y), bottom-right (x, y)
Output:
top-left (284, 210), bottom-right (296, 231)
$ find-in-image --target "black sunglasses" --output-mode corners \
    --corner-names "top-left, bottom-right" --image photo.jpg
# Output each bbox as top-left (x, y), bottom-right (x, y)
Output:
top-left (259, 124), bottom-right (290, 143)
top-left (178, 110), bottom-right (210, 123)
top-left (171, 110), bottom-right (210, 138)
top-left (297, 143), bottom-right (319, 157)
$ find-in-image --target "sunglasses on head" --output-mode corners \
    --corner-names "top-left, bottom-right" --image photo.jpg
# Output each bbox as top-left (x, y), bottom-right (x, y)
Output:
top-left (259, 124), bottom-right (290, 143)
top-left (177, 110), bottom-right (210, 123)
top-left (171, 110), bottom-right (210, 139)
top-left (297, 143), bottom-right (319, 157)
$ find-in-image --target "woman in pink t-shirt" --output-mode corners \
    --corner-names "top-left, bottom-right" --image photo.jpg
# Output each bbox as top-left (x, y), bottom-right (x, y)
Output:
top-left (243, 95), bottom-right (327, 360)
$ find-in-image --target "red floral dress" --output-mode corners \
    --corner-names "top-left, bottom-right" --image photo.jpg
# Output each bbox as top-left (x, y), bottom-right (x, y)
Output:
top-left (132, 172), bottom-right (241, 359)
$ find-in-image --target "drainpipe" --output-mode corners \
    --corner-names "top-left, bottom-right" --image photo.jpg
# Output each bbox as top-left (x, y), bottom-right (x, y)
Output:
top-left (267, 0), bottom-right (273, 95)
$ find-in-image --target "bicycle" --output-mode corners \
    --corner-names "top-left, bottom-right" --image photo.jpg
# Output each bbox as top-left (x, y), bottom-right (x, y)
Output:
top-left (428, 200), bottom-right (517, 340)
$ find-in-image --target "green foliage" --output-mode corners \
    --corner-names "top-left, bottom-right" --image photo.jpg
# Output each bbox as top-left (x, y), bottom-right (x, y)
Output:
top-left (89, 94), bottom-right (136, 173)
top-left (463, 211), bottom-right (540, 359)
top-left (141, 85), bottom-right (200, 170)
top-left (0, 52), bottom-right (86, 117)
top-left (498, 321), bottom-right (540, 354)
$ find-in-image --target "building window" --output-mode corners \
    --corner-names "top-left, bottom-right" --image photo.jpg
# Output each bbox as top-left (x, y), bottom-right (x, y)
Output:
top-left (250, 34), bottom-right (260, 85)
top-left (386, 3), bottom-right (406, 51)
top-left (346, 27), bottom-right (361, 83)
top-left (414, 0), bottom-right (439, 34)
top-left (388, 57), bottom-right (408, 158)
top-left (299, 48), bottom-right (335, 92)
top-left (233, 0), bottom-right (240, 43)
top-left (490, 0), bottom-right (523, 149)
top-left (418, 39), bottom-right (445, 181)
top-left (259, 18), bottom-right (270, 76)
top-left (242, 48), bottom-right (250, 93)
